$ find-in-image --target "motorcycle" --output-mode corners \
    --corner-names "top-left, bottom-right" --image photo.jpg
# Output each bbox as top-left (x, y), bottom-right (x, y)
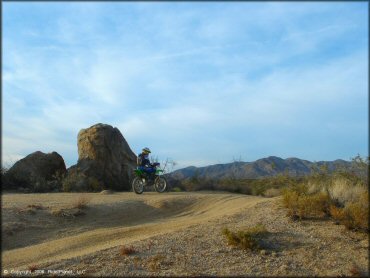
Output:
top-left (132, 162), bottom-right (168, 194)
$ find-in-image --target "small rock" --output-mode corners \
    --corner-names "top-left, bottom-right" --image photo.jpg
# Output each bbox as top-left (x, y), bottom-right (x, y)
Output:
top-left (260, 250), bottom-right (267, 255)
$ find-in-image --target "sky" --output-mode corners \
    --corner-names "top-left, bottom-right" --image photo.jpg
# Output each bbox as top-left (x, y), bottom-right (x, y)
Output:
top-left (2, 2), bottom-right (369, 171)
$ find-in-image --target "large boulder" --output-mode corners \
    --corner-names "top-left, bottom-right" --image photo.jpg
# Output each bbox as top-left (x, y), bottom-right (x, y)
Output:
top-left (64, 123), bottom-right (137, 191)
top-left (3, 151), bottom-right (67, 192)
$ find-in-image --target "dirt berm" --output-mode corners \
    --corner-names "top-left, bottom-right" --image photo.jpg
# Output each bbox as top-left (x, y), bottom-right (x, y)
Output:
top-left (2, 192), bottom-right (368, 276)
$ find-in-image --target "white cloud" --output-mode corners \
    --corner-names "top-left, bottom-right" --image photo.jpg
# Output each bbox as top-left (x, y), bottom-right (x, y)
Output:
top-left (3, 2), bottom-right (367, 168)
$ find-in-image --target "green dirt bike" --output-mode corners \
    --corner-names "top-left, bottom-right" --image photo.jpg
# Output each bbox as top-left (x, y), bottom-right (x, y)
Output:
top-left (132, 162), bottom-right (168, 194)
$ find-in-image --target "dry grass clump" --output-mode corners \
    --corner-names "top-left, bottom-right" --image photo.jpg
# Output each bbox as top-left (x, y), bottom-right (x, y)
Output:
top-left (263, 188), bottom-right (281, 198)
top-left (148, 254), bottom-right (166, 272)
top-left (119, 245), bottom-right (136, 256)
top-left (16, 207), bottom-right (37, 215)
top-left (50, 208), bottom-right (85, 218)
top-left (349, 263), bottom-right (363, 277)
top-left (49, 195), bottom-right (90, 217)
top-left (329, 205), bottom-right (346, 224)
top-left (349, 268), bottom-right (361, 277)
top-left (27, 204), bottom-right (45, 210)
top-left (330, 192), bottom-right (368, 231)
top-left (28, 264), bottom-right (38, 273)
top-left (328, 178), bottom-right (367, 206)
top-left (147, 254), bottom-right (173, 272)
top-left (72, 195), bottom-right (91, 210)
top-left (284, 191), bottom-right (330, 220)
top-left (222, 224), bottom-right (268, 250)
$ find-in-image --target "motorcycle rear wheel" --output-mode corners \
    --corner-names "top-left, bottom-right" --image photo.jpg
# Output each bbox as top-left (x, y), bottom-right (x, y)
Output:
top-left (132, 177), bottom-right (145, 194)
top-left (154, 176), bottom-right (167, 193)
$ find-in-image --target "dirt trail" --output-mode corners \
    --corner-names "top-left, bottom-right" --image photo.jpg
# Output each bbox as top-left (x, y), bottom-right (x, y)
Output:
top-left (2, 192), bottom-right (268, 270)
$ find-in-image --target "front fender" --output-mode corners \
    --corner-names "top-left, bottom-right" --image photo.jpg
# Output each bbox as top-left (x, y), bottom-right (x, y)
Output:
top-left (155, 169), bottom-right (164, 175)
top-left (134, 169), bottom-right (145, 176)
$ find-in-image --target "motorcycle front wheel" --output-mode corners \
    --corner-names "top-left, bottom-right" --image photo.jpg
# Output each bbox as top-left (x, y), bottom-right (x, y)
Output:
top-left (154, 176), bottom-right (167, 193)
top-left (132, 177), bottom-right (145, 194)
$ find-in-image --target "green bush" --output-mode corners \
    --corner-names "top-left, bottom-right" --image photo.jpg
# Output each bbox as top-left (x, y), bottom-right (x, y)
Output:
top-left (222, 224), bottom-right (268, 250)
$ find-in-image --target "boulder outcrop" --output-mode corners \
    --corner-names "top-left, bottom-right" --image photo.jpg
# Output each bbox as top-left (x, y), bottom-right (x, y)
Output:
top-left (3, 151), bottom-right (67, 191)
top-left (64, 123), bottom-right (137, 191)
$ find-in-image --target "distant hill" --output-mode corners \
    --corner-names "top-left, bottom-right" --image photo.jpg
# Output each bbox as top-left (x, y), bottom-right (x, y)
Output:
top-left (169, 156), bottom-right (352, 180)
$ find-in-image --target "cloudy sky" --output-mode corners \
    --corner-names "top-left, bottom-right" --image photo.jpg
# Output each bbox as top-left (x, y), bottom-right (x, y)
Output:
top-left (3, 2), bottom-right (368, 170)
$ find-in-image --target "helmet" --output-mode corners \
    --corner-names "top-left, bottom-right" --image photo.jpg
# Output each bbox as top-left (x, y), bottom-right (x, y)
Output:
top-left (142, 147), bottom-right (151, 154)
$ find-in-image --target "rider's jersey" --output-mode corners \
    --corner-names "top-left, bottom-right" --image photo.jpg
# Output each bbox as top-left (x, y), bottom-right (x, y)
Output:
top-left (138, 153), bottom-right (151, 167)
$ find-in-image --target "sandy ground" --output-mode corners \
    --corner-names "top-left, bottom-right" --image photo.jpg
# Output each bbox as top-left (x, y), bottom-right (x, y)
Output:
top-left (2, 192), bottom-right (266, 270)
top-left (2, 191), bottom-right (368, 276)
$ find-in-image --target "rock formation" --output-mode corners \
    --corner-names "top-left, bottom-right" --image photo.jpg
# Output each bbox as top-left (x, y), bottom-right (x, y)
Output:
top-left (65, 123), bottom-right (137, 191)
top-left (3, 151), bottom-right (67, 191)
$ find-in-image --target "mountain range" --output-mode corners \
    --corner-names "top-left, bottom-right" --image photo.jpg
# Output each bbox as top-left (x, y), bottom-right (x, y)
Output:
top-left (169, 156), bottom-right (352, 180)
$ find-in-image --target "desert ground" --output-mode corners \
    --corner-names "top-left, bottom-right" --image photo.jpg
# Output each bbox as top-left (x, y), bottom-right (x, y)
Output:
top-left (2, 191), bottom-right (368, 276)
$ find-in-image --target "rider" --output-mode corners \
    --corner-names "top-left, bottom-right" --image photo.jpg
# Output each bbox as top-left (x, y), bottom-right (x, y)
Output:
top-left (137, 147), bottom-right (157, 180)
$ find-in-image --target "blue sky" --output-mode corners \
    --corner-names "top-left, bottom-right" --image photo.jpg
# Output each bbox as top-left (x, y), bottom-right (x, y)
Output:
top-left (3, 2), bottom-right (368, 170)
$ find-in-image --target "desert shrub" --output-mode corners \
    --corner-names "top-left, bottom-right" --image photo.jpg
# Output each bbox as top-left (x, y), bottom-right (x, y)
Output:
top-left (329, 193), bottom-right (368, 232)
top-left (296, 192), bottom-right (331, 219)
top-left (62, 170), bottom-right (103, 192)
top-left (119, 245), bottom-right (136, 256)
top-left (27, 204), bottom-right (44, 210)
top-left (72, 195), bottom-right (91, 209)
top-left (282, 189), bottom-right (330, 219)
top-left (350, 154), bottom-right (369, 184)
top-left (172, 187), bottom-right (183, 192)
top-left (148, 254), bottom-right (166, 272)
top-left (284, 166), bottom-right (369, 231)
top-left (327, 177), bottom-right (367, 206)
top-left (282, 189), bottom-right (301, 218)
top-left (329, 205), bottom-right (346, 223)
top-left (51, 207), bottom-right (86, 217)
top-left (342, 193), bottom-right (368, 231)
top-left (28, 265), bottom-right (38, 273)
top-left (222, 224), bottom-right (268, 250)
top-left (62, 171), bottom-right (86, 192)
top-left (30, 176), bottom-right (61, 193)
top-left (349, 264), bottom-right (362, 277)
top-left (263, 188), bottom-right (281, 197)
top-left (87, 177), bottom-right (102, 191)
top-left (32, 177), bottom-right (49, 193)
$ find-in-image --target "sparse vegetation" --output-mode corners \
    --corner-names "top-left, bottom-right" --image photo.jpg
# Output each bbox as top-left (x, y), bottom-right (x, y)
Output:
top-left (62, 170), bottom-right (103, 192)
top-left (282, 155), bottom-right (369, 232)
top-left (146, 240), bottom-right (154, 251)
top-left (50, 208), bottom-right (85, 218)
top-left (330, 192), bottom-right (368, 231)
top-left (349, 264), bottom-right (362, 277)
top-left (120, 245), bottom-right (136, 256)
top-left (27, 204), bottom-right (45, 210)
top-left (148, 254), bottom-right (166, 272)
top-left (28, 264), bottom-right (38, 273)
top-left (49, 195), bottom-right (91, 217)
top-left (133, 256), bottom-right (141, 269)
top-left (72, 195), bottom-right (91, 210)
top-left (263, 188), bottom-right (281, 198)
top-left (170, 172), bottom-right (304, 196)
top-left (222, 224), bottom-right (268, 250)
top-left (282, 190), bottom-right (330, 220)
